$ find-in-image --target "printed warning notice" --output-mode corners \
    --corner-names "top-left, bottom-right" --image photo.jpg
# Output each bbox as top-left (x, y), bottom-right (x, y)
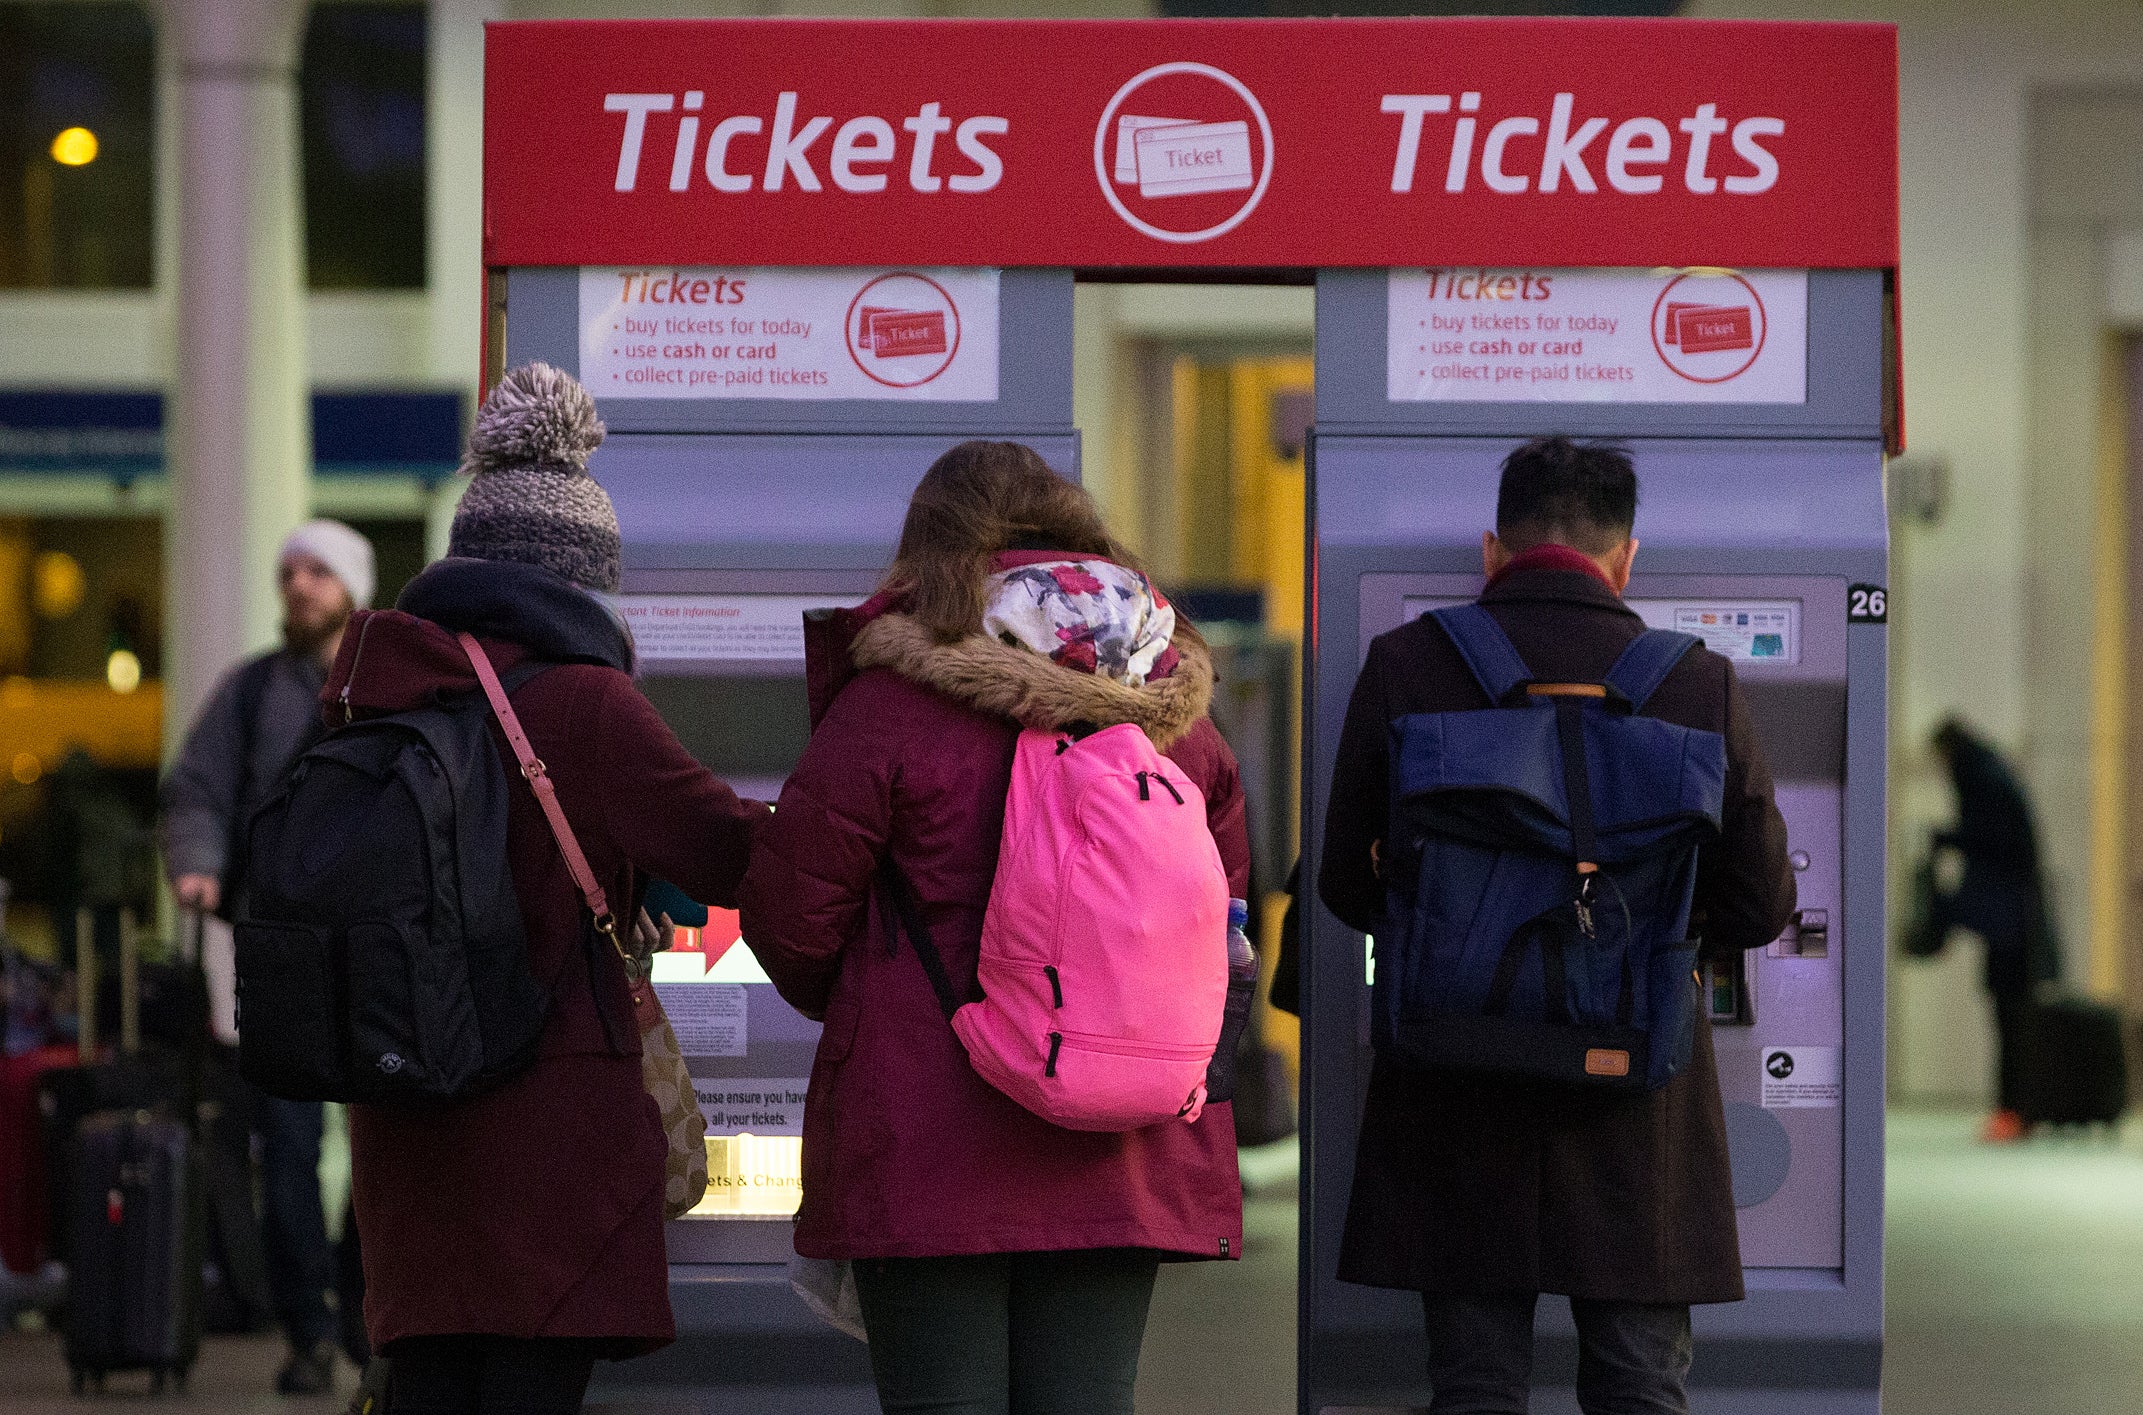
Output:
top-left (1387, 268), bottom-right (1807, 404)
top-left (618, 594), bottom-right (866, 663)
top-left (692, 1077), bottom-right (808, 1136)
top-left (1760, 1045), bottom-right (1841, 1108)
top-left (655, 983), bottom-right (746, 1058)
top-left (579, 267), bottom-right (999, 401)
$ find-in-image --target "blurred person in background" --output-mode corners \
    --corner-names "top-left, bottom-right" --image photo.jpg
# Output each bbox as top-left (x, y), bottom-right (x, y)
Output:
top-left (160, 518), bottom-right (375, 1394)
top-left (1923, 717), bottom-right (2062, 1143)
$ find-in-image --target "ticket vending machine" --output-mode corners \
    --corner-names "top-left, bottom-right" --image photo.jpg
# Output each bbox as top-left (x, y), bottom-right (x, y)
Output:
top-left (494, 265), bottom-right (1077, 1411)
top-left (1300, 268), bottom-right (1889, 1415)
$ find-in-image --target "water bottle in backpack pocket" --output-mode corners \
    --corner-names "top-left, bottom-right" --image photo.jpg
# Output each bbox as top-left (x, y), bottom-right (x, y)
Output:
top-left (1378, 605), bottom-right (1725, 1092)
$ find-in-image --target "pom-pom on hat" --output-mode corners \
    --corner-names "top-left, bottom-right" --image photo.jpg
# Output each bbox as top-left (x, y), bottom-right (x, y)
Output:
top-left (448, 362), bottom-right (622, 592)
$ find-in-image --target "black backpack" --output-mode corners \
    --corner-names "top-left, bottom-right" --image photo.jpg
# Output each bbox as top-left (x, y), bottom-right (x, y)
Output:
top-left (232, 663), bottom-right (556, 1105)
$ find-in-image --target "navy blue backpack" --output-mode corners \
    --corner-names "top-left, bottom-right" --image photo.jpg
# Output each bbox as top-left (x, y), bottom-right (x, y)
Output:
top-left (1377, 605), bottom-right (1727, 1091)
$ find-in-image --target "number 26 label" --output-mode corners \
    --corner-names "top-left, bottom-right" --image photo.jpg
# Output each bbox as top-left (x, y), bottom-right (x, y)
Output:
top-left (1848, 584), bottom-right (1888, 624)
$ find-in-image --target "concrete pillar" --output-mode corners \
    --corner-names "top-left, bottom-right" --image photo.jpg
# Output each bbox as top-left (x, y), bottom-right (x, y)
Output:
top-left (426, 0), bottom-right (499, 387)
top-left (157, 0), bottom-right (312, 739)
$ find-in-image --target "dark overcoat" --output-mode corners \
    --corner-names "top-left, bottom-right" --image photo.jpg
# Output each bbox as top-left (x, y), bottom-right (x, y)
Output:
top-left (738, 590), bottom-right (1250, 1262)
top-left (1318, 564), bottom-right (1795, 1305)
top-left (325, 561), bottom-right (768, 1355)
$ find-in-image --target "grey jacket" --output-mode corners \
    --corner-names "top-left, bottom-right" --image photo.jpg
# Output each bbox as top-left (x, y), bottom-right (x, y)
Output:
top-left (160, 648), bottom-right (328, 883)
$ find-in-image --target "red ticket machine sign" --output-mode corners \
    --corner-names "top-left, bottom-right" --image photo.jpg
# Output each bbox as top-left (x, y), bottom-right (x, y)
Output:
top-left (483, 18), bottom-right (1899, 273)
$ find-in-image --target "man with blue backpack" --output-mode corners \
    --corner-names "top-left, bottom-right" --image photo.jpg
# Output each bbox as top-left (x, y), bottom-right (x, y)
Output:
top-left (1319, 436), bottom-right (1795, 1414)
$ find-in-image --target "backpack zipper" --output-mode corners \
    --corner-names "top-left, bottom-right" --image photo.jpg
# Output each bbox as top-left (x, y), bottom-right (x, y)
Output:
top-left (338, 614), bottom-right (378, 724)
top-left (1051, 1028), bottom-right (1213, 1061)
top-left (1043, 965), bottom-right (1063, 1008)
top-left (1045, 1032), bottom-right (1062, 1077)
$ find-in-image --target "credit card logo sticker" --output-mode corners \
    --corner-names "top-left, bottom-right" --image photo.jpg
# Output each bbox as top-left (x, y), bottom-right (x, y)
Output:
top-left (1094, 64), bottom-right (1273, 244)
top-left (846, 272), bottom-right (963, 388)
top-left (1650, 273), bottom-right (1769, 384)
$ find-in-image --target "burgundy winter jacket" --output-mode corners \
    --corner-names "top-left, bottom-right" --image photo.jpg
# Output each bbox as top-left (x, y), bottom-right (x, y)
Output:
top-left (324, 561), bottom-right (767, 1355)
top-left (738, 595), bottom-right (1251, 1262)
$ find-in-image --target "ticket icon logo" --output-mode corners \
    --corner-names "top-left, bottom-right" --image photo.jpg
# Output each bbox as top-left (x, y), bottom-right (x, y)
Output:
top-left (846, 272), bottom-right (962, 389)
top-left (1650, 273), bottom-right (1769, 385)
top-left (1114, 117), bottom-right (1255, 200)
top-left (1663, 303), bottom-right (1755, 354)
top-left (1093, 63), bottom-right (1273, 245)
top-left (857, 306), bottom-right (950, 359)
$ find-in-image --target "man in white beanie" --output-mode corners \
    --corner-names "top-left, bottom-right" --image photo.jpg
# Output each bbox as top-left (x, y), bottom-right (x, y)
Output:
top-left (160, 517), bottom-right (374, 1395)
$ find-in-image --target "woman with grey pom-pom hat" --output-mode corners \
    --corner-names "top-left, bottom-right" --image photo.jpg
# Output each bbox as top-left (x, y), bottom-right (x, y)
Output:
top-left (325, 363), bottom-right (770, 1411)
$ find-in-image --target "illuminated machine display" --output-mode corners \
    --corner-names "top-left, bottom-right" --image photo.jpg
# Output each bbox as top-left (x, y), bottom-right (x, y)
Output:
top-left (479, 18), bottom-right (1898, 1412)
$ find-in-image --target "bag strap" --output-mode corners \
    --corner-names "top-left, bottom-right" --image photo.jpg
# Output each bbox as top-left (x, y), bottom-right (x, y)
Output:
top-left (459, 632), bottom-right (619, 947)
top-left (1603, 630), bottom-right (1700, 712)
top-left (1431, 604), bottom-right (1532, 706)
top-left (876, 859), bottom-right (967, 1022)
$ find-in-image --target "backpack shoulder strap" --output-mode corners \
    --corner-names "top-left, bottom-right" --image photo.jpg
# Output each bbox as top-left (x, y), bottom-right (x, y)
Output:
top-left (877, 860), bottom-right (966, 1022)
top-left (1604, 630), bottom-right (1702, 711)
top-left (1430, 604), bottom-right (1532, 705)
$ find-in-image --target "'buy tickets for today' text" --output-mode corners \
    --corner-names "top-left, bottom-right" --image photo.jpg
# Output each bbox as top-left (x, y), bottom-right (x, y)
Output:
top-left (579, 266), bottom-right (999, 400)
top-left (1387, 267), bottom-right (1807, 404)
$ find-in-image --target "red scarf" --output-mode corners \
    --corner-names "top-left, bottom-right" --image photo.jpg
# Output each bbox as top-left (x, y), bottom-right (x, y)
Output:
top-left (1485, 543), bottom-right (1618, 593)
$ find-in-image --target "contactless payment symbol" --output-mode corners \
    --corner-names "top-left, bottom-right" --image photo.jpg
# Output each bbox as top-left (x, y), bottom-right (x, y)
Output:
top-left (1093, 63), bottom-right (1273, 244)
top-left (1650, 272), bottom-right (1769, 384)
top-left (846, 272), bottom-right (962, 388)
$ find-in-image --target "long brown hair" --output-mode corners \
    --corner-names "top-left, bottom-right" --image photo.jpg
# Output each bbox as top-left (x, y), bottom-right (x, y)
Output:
top-left (885, 440), bottom-right (1144, 643)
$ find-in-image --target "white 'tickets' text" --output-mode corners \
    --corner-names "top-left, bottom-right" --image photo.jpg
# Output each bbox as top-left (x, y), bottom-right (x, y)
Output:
top-left (606, 92), bottom-right (1009, 195)
top-left (1381, 93), bottom-right (1783, 197)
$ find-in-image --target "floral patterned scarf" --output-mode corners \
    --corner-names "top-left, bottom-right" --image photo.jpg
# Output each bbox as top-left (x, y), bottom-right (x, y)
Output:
top-left (983, 551), bottom-right (1178, 687)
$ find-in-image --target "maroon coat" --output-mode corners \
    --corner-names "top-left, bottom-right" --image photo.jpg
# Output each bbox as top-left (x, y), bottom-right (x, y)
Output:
top-left (325, 561), bottom-right (766, 1355)
top-left (738, 604), bottom-right (1250, 1262)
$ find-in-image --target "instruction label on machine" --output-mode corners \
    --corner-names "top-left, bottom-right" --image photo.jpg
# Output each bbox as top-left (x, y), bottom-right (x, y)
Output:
top-left (1387, 268), bottom-right (1806, 404)
top-left (1760, 1045), bottom-right (1841, 1108)
top-left (580, 267), bottom-right (999, 400)
top-left (654, 983), bottom-right (747, 1057)
top-left (619, 594), bottom-right (867, 662)
top-left (1630, 599), bottom-right (1800, 666)
top-left (692, 1077), bottom-right (807, 1137)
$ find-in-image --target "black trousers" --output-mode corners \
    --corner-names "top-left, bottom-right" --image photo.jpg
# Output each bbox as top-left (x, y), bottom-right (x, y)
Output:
top-left (852, 1250), bottom-right (1161, 1415)
top-left (384, 1335), bottom-right (602, 1415)
top-left (1993, 991), bottom-right (2031, 1114)
top-left (1423, 1293), bottom-right (1694, 1415)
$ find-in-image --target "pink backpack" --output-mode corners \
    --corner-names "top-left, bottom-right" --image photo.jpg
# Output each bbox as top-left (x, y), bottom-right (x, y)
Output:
top-left (887, 723), bottom-right (1231, 1131)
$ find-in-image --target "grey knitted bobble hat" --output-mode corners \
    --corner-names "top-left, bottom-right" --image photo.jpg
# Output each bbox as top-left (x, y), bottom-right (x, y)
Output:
top-left (448, 362), bottom-right (622, 592)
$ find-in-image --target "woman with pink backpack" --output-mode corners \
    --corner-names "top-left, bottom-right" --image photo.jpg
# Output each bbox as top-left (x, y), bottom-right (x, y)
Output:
top-left (738, 440), bottom-right (1251, 1415)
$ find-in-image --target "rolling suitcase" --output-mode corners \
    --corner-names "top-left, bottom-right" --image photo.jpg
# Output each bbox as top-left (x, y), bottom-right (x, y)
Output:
top-left (2017, 995), bottom-right (2130, 1129)
top-left (62, 1111), bottom-right (204, 1392)
top-left (51, 909), bottom-right (205, 1393)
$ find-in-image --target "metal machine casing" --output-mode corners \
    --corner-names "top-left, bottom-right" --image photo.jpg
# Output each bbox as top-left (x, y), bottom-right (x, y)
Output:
top-left (1300, 269), bottom-right (1888, 1414)
top-left (499, 265), bottom-right (1077, 1411)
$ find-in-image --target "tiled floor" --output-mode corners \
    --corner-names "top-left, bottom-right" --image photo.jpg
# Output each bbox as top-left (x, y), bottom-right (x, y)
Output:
top-left (1, 1110), bottom-right (2138, 1413)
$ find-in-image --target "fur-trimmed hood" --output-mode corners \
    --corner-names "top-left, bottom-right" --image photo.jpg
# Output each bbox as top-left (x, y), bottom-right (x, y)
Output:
top-left (851, 612), bottom-right (1213, 750)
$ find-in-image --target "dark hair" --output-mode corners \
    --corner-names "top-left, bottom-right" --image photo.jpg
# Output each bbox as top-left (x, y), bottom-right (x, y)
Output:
top-left (1494, 436), bottom-right (1638, 554)
top-left (886, 440), bottom-right (1142, 642)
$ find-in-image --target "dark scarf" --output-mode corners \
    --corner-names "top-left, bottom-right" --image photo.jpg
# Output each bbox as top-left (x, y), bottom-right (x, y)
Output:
top-left (397, 558), bottom-right (632, 672)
